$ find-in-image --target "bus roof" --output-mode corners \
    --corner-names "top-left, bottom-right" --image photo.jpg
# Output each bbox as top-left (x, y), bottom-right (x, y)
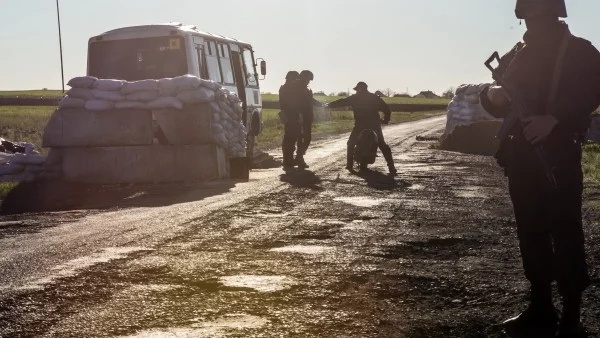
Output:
top-left (90, 23), bottom-right (252, 48)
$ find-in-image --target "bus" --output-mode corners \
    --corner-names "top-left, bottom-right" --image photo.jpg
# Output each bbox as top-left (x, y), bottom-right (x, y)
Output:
top-left (86, 22), bottom-right (266, 157)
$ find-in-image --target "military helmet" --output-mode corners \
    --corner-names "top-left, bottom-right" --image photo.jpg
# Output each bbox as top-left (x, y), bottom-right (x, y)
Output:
top-left (300, 70), bottom-right (314, 81)
top-left (515, 0), bottom-right (567, 19)
top-left (285, 71), bottom-right (300, 81)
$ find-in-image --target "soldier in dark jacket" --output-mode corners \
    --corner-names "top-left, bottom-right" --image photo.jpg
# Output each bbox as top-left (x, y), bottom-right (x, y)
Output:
top-left (328, 82), bottom-right (397, 175)
top-left (295, 70), bottom-right (315, 169)
top-left (480, 0), bottom-right (600, 336)
top-left (279, 71), bottom-right (301, 170)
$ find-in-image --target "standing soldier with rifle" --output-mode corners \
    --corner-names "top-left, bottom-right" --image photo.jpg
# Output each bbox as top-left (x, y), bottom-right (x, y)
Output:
top-left (480, 0), bottom-right (600, 336)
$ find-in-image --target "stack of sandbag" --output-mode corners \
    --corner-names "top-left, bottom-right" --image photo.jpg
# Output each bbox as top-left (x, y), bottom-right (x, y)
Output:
top-left (58, 75), bottom-right (247, 158)
top-left (0, 139), bottom-right (59, 182)
top-left (443, 83), bottom-right (498, 137)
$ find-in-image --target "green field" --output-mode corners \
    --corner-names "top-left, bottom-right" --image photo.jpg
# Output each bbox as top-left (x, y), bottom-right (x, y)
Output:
top-left (583, 143), bottom-right (600, 185)
top-left (0, 106), bottom-right (55, 151)
top-left (0, 90), bottom-right (64, 97)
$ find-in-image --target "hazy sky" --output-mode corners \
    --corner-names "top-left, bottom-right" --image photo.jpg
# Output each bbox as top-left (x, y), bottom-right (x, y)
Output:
top-left (1, 0), bottom-right (599, 95)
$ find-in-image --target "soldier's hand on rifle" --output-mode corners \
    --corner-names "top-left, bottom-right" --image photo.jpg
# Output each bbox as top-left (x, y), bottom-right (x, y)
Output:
top-left (486, 85), bottom-right (511, 107)
top-left (523, 115), bottom-right (559, 144)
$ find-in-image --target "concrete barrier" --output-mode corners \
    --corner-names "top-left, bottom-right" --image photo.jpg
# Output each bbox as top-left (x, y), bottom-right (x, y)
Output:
top-left (153, 104), bottom-right (213, 145)
top-left (42, 108), bottom-right (153, 148)
top-left (62, 145), bottom-right (227, 184)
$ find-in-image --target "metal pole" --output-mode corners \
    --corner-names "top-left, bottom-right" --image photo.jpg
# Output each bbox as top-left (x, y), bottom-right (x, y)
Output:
top-left (56, 0), bottom-right (65, 93)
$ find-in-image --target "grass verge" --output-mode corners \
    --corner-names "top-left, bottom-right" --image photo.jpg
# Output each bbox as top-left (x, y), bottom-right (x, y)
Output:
top-left (0, 106), bottom-right (55, 151)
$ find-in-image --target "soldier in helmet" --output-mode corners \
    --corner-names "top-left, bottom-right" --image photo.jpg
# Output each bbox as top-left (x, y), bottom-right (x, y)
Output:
top-left (480, 0), bottom-right (600, 336)
top-left (295, 70), bottom-right (315, 169)
top-left (328, 82), bottom-right (397, 175)
top-left (279, 71), bottom-right (301, 171)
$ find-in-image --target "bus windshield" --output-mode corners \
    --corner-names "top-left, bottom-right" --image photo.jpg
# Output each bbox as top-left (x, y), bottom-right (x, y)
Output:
top-left (88, 36), bottom-right (188, 80)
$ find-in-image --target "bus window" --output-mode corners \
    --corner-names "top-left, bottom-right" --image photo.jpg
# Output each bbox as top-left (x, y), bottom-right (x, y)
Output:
top-left (204, 40), bottom-right (222, 83)
top-left (242, 49), bottom-right (258, 87)
top-left (218, 44), bottom-right (235, 85)
top-left (196, 45), bottom-right (208, 79)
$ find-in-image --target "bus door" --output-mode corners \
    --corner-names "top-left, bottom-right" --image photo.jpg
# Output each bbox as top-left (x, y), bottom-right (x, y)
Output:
top-left (230, 49), bottom-right (248, 115)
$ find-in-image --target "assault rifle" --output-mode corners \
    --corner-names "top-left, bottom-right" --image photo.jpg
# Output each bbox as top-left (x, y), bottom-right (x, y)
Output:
top-left (485, 52), bottom-right (558, 189)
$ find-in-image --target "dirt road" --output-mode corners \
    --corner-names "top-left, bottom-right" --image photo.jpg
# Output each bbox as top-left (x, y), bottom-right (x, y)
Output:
top-left (0, 116), bottom-right (598, 337)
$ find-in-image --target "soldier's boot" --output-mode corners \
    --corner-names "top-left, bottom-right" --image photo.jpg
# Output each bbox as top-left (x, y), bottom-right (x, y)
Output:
top-left (502, 284), bottom-right (558, 336)
top-left (557, 292), bottom-right (584, 337)
top-left (296, 154), bottom-right (309, 169)
top-left (345, 146), bottom-right (354, 171)
top-left (282, 148), bottom-right (295, 171)
top-left (380, 145), bottom-right (397, 176)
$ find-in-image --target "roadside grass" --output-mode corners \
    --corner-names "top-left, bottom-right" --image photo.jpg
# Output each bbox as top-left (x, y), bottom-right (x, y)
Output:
top-left (583, 143), bottom-right (600, 185)
top-left (0, 106), bottom-right (55, 151)
top-left (0, 182), bottom-right (18, 202)
top-left (0, 90), bottom-right (64, 97)
top-left (257, 108), bottom-right (444, 150)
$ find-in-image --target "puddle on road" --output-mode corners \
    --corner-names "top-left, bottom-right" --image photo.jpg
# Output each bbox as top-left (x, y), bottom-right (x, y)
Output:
top-left (409, 184), bottom-right (426, 191)
top-left (219, 275), bottom-right (296, 292)
top-left (123, 314), bottom-right (268, 338)
top-left (454, 186), bottom-right (488, 199)
top-left (270, 245), bottom-right (334, 255)
top-left (334, 196), bottom-right (390, 208)
top-left (17, 247), bottom-right (154, 291)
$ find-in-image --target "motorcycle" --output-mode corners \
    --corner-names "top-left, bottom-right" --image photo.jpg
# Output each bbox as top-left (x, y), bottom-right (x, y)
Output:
top-left (353, 128), bottom-right (379, 172)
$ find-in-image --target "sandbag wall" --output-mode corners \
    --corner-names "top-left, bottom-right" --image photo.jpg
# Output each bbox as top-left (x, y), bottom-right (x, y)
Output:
top-left (440, 84), bottom-right (503, 155)
top-left (45, 75), bottom-right (247, 184)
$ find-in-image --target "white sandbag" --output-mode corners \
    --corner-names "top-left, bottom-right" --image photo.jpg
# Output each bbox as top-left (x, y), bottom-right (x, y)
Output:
top-left (464, 93), bottom-right (480, 105)
top-left (115, 101), bottom-right (148, 109)
top-left (212, 112), bottom-right (221, 122)
top-left (210, 102), bottom-right (221, 113)
top-left (121, 79), bottom-right (159, 94)
top-left (67, 76), bottom-right (97, 89)
top-left (147, 97), bottom-right (184, 110)
top-left (58, 97), bottom-right (85, 109)
top-left (176, 87), bottom-right (216, 104)
top-left (10, 153), bottom-right (46, 165)
top-left (200, 79), bottom-right (222, 91)
top-left (85, 99), bottom-right (115, 111)
top-left (66, 88), bottom-right (94, 100)
top-left (94, 79), bottom-right (126, 91)
top-left (171, 75), bottom-right (203, 91)
top-left (92, 89), bottom-right (125, 102)
top-left (158, 78), bottom-right (177, 97)
top-left (0, 152), bottom-right (13, 165)
top-left (0, 163), bottom-right (24, 175)
top-left (126, 91), bottom-right (159, 102)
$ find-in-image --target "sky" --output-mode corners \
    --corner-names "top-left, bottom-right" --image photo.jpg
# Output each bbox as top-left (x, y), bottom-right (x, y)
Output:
top-left (0, 0), bottom-right (599, 96)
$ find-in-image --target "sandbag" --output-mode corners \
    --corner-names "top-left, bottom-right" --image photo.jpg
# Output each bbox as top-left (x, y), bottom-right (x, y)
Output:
top-left (176, 88), bottom-right (215, 104)
top-left (200, 79), bottom-right (222, 91)
top-left (121, 79), bottom-right (159, 94)
top-left (67, 76), bottom-right (98, 89)
top-left (58, 97), bottom-right (85, 109)
top-left (66, 88), bottom-right (94, 100)
top-left (115, 101), bottom-right (148, 109)
top-left (158, 78), bottom-right (177, 97)
top-left (126, 91), bottom-right (159, 102)
top-left (92, 89), bottom-right (125, 102)
top-left (10, 153), bottom-right (46, 165)
top-left (85, 100), bottom-right (115, 111)
top-left (147, 97), bottom-right (184, 110)
top-left (93, 79), bottom-right (126, 92)
top-left (0, 163), bottom-right (24, 175)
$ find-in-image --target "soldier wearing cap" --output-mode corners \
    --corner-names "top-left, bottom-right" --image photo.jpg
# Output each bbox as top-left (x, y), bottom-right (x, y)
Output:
top-left (328, 82), bottom-right (397, 175)
top-left (480, 0), bottom-right (600, 335)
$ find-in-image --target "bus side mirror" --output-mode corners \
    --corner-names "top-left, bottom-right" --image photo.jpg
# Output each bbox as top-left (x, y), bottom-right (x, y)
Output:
top-left (260, 60), bottom-right (267, 76)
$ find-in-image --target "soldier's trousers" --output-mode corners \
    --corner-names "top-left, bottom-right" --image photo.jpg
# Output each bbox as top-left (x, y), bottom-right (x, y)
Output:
top-left (347, 123), bottom-right (394, 168)
top-left (296, 114), bottom-right (313, 156)
top-left (506, 147), bottom-right (589, 298)
top-left (282, 122), bottom-right (301, 166)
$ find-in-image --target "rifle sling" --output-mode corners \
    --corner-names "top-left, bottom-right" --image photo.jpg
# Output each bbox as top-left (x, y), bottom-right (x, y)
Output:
top-left (545, 31), bottom-right (572, 115)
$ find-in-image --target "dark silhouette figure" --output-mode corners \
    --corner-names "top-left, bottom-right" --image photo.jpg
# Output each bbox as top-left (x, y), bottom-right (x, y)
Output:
top-left (279, 71), bottom-right (302, 171)
top-left (480, 0), bottom-right (600, 336)
top-left (295, 70), bottom-right (315, 169)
